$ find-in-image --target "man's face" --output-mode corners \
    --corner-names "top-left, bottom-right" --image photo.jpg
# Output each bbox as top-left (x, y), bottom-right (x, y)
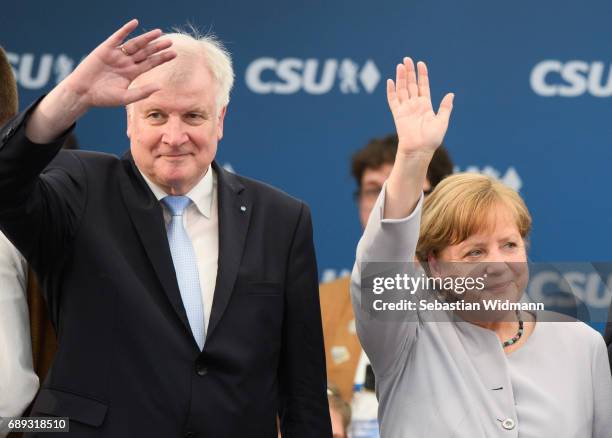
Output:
top-left (357, 163), bottom-right (431, 229)
top-left (357, 164), bottom-right (393, 229)
top-left (127, 62), bottom-right (226, 195)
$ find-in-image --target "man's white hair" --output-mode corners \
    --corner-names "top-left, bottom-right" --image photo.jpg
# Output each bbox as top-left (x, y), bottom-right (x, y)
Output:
top-left (161, 28), bottom-right (234, 112)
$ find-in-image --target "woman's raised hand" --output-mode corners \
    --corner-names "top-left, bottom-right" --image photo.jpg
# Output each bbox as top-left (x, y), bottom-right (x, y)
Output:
top-left (387, 57), bottom-right (453, 159)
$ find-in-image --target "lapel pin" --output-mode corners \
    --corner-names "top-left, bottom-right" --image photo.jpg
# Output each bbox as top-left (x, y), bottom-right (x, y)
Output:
top-left (240, 205), bottom-right (247, 212)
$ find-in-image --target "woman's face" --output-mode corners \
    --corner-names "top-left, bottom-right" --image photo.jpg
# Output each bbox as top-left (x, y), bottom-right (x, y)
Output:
top-left (430, 204), bottom-right (529, 320)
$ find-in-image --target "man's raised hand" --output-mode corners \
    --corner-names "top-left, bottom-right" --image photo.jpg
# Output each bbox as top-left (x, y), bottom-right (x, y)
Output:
top-left (25, 19), bottom-right (176, 143)
top-left (65, 19), bottom-right (176, 108)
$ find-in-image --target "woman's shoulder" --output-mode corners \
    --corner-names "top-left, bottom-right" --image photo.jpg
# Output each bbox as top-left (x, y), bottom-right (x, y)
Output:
top-left (534, 310), bottom-right (605, 350)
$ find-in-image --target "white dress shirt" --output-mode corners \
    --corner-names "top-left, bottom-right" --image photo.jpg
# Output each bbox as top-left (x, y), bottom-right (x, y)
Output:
top-left (140, 166), bottom-right (218, 334)
top-left (0, 232), bottom-right (39, 437)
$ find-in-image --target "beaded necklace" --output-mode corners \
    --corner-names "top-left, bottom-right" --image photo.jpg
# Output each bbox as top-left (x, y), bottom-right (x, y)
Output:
top-left (502, 310), bottom-right (524, 348)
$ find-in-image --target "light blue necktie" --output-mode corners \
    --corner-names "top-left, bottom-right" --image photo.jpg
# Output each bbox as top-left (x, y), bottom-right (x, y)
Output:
top-left (162, 196), bottom-right (205, 350)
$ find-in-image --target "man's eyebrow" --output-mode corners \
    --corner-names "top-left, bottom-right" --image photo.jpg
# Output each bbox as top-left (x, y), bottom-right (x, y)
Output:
top-left (141, 106), bottom-right (164, 113)
top-left (186, 107), bottom-right (210, 116)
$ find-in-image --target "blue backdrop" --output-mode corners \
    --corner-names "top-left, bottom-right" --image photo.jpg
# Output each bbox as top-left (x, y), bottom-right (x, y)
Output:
top-left (3, 0), bottom-right (611, 328)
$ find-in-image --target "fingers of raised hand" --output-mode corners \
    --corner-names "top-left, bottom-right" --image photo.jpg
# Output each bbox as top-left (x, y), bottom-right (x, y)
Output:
top-left (104, 22), bottom-right (175, 78)
top-left (387, 78), bottom-right (399, 112)
top-left (436, 93), bottom-right (455, 124)
top-left (392, 58), bottom-right (431, 104)
top-left (389, 58), bottom-right (452, 119)
top-left (105, 19), bottom-right (140, 47)
top-left (122, 83), bottom-right (162, 106)
top-left (119, 28), bottom-right (164, 57)
top-left (131, 38), bottom-right (173, 64)
top-left (104, 20), bottom-right (171, 70)
top-left (395, 63), bottom-right (410, 104)
top-left (416, 61), bottom-right (430, 99)
top-left (403, 57), bottom-right (418, 99)
top-left (134, 50), bottom-right (177, 77)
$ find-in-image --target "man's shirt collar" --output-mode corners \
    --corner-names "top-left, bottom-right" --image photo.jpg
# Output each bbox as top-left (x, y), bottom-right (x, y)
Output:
top-left (139, 165), bottom-right (214, 219)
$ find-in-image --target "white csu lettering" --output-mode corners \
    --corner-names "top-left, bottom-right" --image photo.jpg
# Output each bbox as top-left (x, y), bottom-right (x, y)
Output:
top-left (7, 53), bottom-right (53, 89)
top-left (246, 57), bottom-right (338, 94)
top-left (528, 271), bottom-right (612, 307)
top-left (7, 53), bottom-right (76, 90)
top-left (530, 60), bottom-right (612, 97)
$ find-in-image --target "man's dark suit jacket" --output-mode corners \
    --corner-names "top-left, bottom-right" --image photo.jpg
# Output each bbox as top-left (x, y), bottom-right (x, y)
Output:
top-left (0, 104), bottom-right (332, 437)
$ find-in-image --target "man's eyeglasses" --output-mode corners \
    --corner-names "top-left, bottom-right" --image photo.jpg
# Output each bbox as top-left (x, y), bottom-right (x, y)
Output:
top-left (354, 186), bottom-right (433, 203)
top-left (353, 186), bottom-right (382, 203)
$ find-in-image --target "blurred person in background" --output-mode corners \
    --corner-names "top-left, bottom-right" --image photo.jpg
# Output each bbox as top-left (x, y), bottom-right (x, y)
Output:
top-left (0, 46), bottom-right (39, 438)
top-left (352, 134), bottom-right (453, 230)
top-left (1, 48), bottom-right (79, 438)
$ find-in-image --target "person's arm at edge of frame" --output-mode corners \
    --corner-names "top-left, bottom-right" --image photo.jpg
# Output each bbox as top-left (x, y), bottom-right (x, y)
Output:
top-left (0, 234), bottom-right (39, 437)
top-left (591, 329), bottom-right (612, 438)
top-left (604, 300), bottom-right (612, 375)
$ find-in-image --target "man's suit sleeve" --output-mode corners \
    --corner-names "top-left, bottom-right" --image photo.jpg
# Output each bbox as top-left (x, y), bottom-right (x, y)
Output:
top-left (0, 101), bottom-right (85, 275)
top-left (277, 202), bottom-right (332, 437)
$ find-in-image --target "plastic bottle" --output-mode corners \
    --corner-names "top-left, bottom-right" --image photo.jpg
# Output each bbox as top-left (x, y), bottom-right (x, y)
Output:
top-left (349, 365), bottom-right (379, 438)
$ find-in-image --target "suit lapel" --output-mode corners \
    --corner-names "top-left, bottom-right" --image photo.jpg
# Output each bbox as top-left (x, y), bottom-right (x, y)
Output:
top-left (118, 154), bottom-right (191, 334)
top-left (207, 162), bottom-right (251, 339)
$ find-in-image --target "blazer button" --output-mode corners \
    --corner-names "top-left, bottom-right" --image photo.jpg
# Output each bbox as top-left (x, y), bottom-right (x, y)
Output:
top-left (195, 363), bottom-right (208, 376)
top-left (501, 418), bottom-right (516, 430)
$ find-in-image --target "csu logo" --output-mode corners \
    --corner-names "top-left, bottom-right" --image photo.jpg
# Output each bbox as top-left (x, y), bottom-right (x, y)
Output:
top-left (528, 268), bottom-right (612, 309)
top-left (7, 52), bottom-right (77, 89)
top-left (245, 58), bottom-right (380, 95)
top-left (530, 60), bottom-right (612, 97)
